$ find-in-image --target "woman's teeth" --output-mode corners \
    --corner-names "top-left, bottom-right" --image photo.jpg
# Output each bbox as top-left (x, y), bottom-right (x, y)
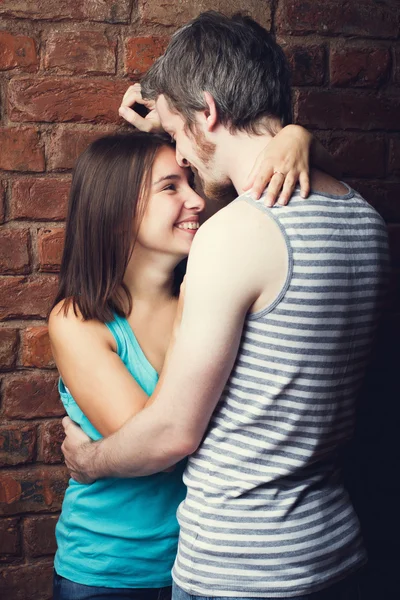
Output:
top-left (176, 222), bottom-right (199, 230)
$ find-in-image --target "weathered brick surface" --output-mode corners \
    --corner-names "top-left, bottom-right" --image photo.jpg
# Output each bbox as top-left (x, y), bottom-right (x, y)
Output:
top-left (1, 372), bottom-right (63, 419)
top-left (125, 36), bottom-right (169, 76)
top-left (37, 228), bottom-right (65, 272)
top-left (0, 518), bottom-right (21, 560)
top-left (46, 126), bottom-right (116, 170)
top-left (0, 32), bottom-right (38, 72)
top-left (0, 128), bottom-right (44, 172)
top-left (21, 326), bottom-right (54, 369)
top-left (0, 424), bottom-right (36, 467)
top-left (24, 515), bottom-right (58, 557)
top-left (38, 420), bottom-right (64, 464)
top-left (0, 229), bottom-right (31, 275)
top-left (9, 78), bottom-right (131, 124)
top-left (10, 177), bottom-right (70, 222)
top-left (317, 133), bottom-right (387, 178)
top-left (0, 181), bottom-right (5, 224)
top-left (276, 0), bottom-right (399, 39)
top-left (0, 560), bottom-right (54, 600)
top-left (0, 276), bottom-right (58, 320)
top-left (330, 46), bottom-right (391, 88)
top-left (44, 31), bottom-right (116, 75)
top-left (0, 466), bottom-right (69, 516)
top-left (283, 43), bottom-right (325, 86)
top-left (139, 0), bottom-right (272, 29)
top-left (0, 328), bottom-right (18, 370)
top-left (295, 90), bottom-right (400, 131)
top-left (0, 1), bottom-right (132, 23)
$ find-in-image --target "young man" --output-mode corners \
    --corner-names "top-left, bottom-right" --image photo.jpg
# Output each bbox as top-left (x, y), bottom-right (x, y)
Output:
top-left (62, 12), bottom-right (389, 600)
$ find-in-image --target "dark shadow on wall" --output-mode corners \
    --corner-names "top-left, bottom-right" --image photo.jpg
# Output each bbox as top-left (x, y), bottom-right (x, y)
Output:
top-left (343, 316), bottom-right (400, 600)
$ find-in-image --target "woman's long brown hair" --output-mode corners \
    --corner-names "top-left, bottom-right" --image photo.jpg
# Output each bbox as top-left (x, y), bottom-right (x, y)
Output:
top-left (52, 132), bottom-right (182, 322)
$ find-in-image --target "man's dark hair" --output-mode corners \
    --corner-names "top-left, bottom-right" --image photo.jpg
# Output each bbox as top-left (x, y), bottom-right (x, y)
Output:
top-left (51, 132), bottom-right (183, 322)
top-left (142, 11), bottom-right (292, 134)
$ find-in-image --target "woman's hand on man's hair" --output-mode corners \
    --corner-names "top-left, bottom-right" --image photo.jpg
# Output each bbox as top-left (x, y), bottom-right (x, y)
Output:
top-left (119, 83), bottom-right (164, 133)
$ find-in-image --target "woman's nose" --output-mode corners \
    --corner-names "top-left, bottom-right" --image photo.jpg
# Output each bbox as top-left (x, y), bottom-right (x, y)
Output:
top-left (184, 189), bottom-right (205, 212)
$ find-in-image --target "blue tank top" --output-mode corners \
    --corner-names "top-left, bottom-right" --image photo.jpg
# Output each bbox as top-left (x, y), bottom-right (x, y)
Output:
top-left (54, 313), bottom-right (187, 588)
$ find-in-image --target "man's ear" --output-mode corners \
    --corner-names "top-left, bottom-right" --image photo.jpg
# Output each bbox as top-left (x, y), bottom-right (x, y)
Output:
top-left (203, 91), bottom-right (218, 132)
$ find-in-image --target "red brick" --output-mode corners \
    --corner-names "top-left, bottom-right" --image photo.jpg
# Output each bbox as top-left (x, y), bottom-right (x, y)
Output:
top-left (276, 0), bottom-right (399, 39)
top-left (10, 177), bottom-right (70, 221)
top-left (283, 43), bottom-right (325, 86)
top-left (0, 518), bottom-right (21, 558)
top-left (0, 0), bottom-right (131, 22)
top-left (38, 228), bottom-right (65, 272)
top-left (38, 420), bottom-right (64, 464)
top-left (125, 36), bottom-right (169, 76)
top-left (24, 515), bottom-right (58, 557)
top-left (0, 180), bottom-right (5, 224)
top-left (9, 77), bottom-right (130, 124)
top-left (0, 31), bottom-right (38, 72)
top-left (389, 138), bottom-right (400, 175)
top-left (45, 31), bottom-right (116, 75)
top-left (0, 327), bottom-right (18, 370)
top-left (47, 126), bottom-right (117, 170)
top-left (0, 127), bottom-right (44, 172)
top-left (139, 0), bottom-right (272, 29)
top-left (0, 424), bottom-right (36, 467)
top-left (295, 90), bottom-right (400, 131)
top-left (0, 229), bottom-right (30, 275)
top-left (21, 325), bottom-right (54, 369)
top-left (330, 46), bottom-right (391, 88)
top-left (318, 133), bottom-right (386, 178)
top-left (2, 372), bottom-right (63, 419)
top-left (0, 275), bottom-right (58, 320)
top-left (0, 560), bottom-right (54, 600)
top-left (0, 465), bottom-right (68, 517)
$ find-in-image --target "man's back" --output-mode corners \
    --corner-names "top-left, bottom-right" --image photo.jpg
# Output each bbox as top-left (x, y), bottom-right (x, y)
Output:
top-left (173, 182), bottom-right (389, 597)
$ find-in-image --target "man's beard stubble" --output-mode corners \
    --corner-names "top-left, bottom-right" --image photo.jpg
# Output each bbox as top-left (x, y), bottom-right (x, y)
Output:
top-left (192, 126), bottom-right (236, 204)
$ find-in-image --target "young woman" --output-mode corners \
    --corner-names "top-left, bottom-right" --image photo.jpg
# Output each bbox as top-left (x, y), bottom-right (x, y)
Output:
top-left (49, 126), bottom-right (326, 599)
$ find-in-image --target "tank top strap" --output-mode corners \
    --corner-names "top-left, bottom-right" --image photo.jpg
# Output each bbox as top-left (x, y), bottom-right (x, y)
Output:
top-left (105, 313), bottom-right (158, 383)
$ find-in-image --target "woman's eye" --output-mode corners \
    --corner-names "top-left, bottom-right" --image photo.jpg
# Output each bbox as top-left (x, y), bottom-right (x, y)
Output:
top-left (163, 184), bottom-right (176, 192)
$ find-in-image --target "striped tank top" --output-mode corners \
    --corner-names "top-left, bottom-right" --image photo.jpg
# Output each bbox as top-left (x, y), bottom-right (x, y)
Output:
top-left (172, 185), bottom-right (389, 597)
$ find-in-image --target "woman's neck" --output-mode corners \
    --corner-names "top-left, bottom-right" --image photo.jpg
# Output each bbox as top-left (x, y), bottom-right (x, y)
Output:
top-left (123, 246), bottom-right (178, 309)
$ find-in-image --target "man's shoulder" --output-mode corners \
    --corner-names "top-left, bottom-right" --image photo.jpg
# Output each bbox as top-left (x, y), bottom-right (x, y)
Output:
top-left (198, 195), bottom-right (279, 245)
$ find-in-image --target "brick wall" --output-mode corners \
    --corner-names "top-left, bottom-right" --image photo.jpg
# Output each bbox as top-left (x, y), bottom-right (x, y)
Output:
top-left (0, 1), bottom-right (399, 599)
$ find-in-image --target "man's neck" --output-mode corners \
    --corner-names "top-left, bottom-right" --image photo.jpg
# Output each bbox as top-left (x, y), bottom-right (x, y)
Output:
top-left (218, 129), bottom-right (277, 195)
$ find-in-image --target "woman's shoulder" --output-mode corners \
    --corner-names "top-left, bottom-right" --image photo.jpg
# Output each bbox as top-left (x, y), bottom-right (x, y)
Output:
top-left (48, 299), bottom-right (115, 350)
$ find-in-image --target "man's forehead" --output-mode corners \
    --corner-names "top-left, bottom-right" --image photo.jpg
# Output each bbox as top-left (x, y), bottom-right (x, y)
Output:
top-left (156, 95), bottom-right (180, 131)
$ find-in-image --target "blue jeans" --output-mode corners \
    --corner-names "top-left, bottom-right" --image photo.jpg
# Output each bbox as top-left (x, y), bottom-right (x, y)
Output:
top-left (172, 575), bottom-right (361, 600)
top-left (53, 571), bottom-right (172, 600)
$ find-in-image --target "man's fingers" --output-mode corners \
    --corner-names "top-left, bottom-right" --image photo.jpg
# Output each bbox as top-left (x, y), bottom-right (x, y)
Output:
top-left (264, 172), bottom-right (285, 207)
top-left (299, 171), bottom-right (310, 199)
top-left (118, 106), bottom-right (152, 131)
top-left (278, 174), bottom-right (297, 206)
top-left (62, 416), bottom-right (73, 431)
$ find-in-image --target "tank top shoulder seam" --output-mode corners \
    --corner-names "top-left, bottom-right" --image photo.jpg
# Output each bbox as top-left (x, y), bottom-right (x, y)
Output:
top-left (232, 195), bottom-right (294, 321)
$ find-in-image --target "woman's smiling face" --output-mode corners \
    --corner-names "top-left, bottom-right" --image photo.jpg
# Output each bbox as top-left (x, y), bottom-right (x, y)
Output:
top-left (135, 145), bottom-right (205, 259)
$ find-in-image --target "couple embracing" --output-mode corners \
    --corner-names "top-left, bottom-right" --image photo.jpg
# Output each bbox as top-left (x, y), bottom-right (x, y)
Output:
top-left (50, 11), bottom-right (389, 600)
